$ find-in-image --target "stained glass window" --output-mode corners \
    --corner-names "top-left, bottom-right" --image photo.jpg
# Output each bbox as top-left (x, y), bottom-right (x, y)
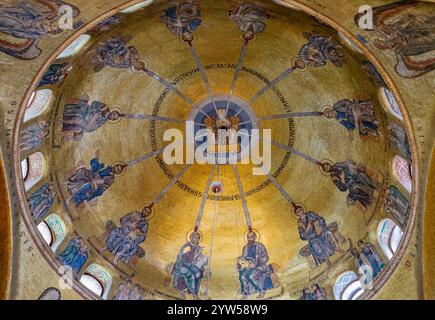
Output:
top-left (378, 218), bottom-right (404, 260)
top-left (334, 271), bottom-right (365, 300)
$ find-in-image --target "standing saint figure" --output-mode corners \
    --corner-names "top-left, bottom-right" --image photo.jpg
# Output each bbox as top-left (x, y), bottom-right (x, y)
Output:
top-left (0, 0), bottom-right (81, 60)
top-left (27, 182), bottom-right (56, 221)
top-left (38, 62), bottom-right (72, 87)
top-left (102, 206), bottom-right (151, 265)
top-left (64, 150), bottom-right (127, 209)
top-left (384, 185), bottom-right (409, 227)
top-left (20, 120), bottom-right (50, 152)
top-left (323, 99), bottom-right (379, 141)
top-left (58, 236), bottom-right (89, 277)
top-left (387, 122), bottom-right (412, 161)
top-left (237, 231), bottom-right (276, 300)
top-left (171, 231), bottom-right (209, 299)
top-left (294, 204), bottom-right (343, 267)
top-left (321, 160), bottom-right (378, 210)
top-left (61, 95), bottom-right (122, 143)
top-left (351, 241), bottom-right (384, 285)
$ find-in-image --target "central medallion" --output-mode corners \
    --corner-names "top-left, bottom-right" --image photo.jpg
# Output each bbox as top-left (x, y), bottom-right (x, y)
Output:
top-left (189, 95), bottom-right (259, 164)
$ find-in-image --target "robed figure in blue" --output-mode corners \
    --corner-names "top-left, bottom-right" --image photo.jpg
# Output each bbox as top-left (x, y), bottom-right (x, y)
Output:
top-left (65, 151), bottom-right (126, 209)
top-left (237, 231), bottom-right (275, 299)
top-left (161, 1), bottom-right (202, 36)
top-left (321, 160), bottom-right (377, 210)
top-left (294, 204), bottom-right (341, 266)
top-left (103, 207), bottom-right (151, 265)
top-left (172, 231), bottom-right (209, 299)
top-left (38, 62), bottom-right (71, 87)
top-left (27, 182), bottom-right (56, 221)
top-left (61, 95), bottom-right (122, 143)
top-left (357, 240), bottom-right (384, 279)
top-left (324, 99), bottom-right (379, 140)
top-left (58, 236), bottom-right (88, 277)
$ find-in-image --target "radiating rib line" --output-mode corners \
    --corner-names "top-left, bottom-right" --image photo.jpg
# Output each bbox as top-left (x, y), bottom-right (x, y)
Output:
top-left (225, 40), bottom-right (249, 116)
top-left (127, 144), bottom-right (175, 167)
top-left (122, 113), bottom-right (207, 127)
top-left (189, 44), bottom-right (219, 115)
top-left (143, 68), bottom-right (195, 106)
top-left (251, 154), bottom-right (294, 204)
top-left (195, 165), bottom-right (216, 229)
top-left (232, 164), bottom-right (252, 229)
top-left (270, 140), bottom-right (320, 165)
top-left (152, 164), bottom-right (192, 206)
top-left (123, 113), bottom-right (186, 124)
top-left (142, 67), bottom-right (211, 119)
top-left (238, 111), bottom-right (324, 125)
top-left (248, 66), bottom-right (295, 104)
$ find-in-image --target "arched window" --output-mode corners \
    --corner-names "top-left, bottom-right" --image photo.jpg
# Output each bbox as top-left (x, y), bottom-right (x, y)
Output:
top-left (120, 0), bottom-right (154, 13)
top-left (22, 152), bottom-right (46, 191)
top-left (333, 271), bottom-right (365, 300)
top-left (37, 214), bottom-right (66, 252)
top-left (80, 264), bottom-right (112, 299)
top-left (21, 158), bottom-right (29, 180)
top-left (377, 218), bottom-right (404, 260)
top-left (393, 155), bottom-right (412, 193)
top-left (57, 34), bottom-right (91, 59)
top-left (24, 89), bottom-right (53, 122)
top-left (380, 88), bottom-right (403, 121)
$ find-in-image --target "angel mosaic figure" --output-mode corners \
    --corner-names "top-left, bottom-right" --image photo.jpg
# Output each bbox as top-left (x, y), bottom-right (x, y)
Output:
top-left (0, 0), bottom-right (81, 60)
top-left (61, 95), bottom-right (122, 143)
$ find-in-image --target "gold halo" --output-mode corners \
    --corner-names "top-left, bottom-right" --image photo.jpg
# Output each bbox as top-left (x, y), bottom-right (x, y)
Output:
top-left (107, 106), bottom-right (124, 124)
top-left (241, 32), bottom-right (256, 42)
top-left (319, 159), bottom-right (334, 176)
top-left (186, 229), bottom-right (203, 243)
top-left (321, 105), bottom-right (335, 121)
top-left (180, 32), bottom-right (198, 45)
top-left (291, 57), bottom-right (307, 73)
top-left (110, 161), bottom-right (128, 177)
top-left (290, 202), bottom-right (307, 219)
top-left (131, 59), bottom-right (149, 73)
top-left (140, 203), bottom-right (156, 221)
top-left (243, 228), bottom-right (261, 242)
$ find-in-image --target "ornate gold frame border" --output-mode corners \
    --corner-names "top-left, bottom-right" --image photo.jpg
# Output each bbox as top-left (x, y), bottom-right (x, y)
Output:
top-left (10, 0), bottom-right (421, 300)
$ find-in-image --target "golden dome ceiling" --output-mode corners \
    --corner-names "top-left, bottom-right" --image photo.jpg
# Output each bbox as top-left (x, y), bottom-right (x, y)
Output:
top-left (4, 0), bottom-right (433, 301)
